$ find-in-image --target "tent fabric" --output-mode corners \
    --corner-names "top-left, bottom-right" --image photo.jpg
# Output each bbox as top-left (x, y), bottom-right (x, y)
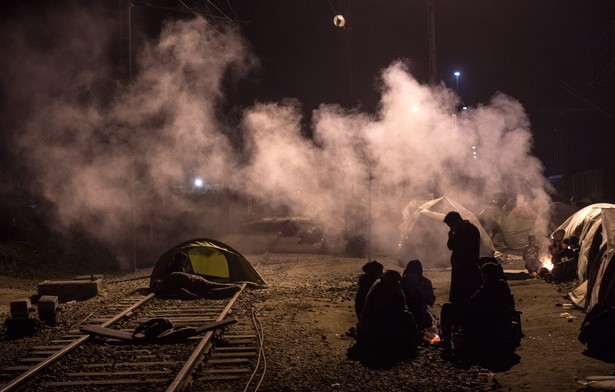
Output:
top-left (556, 204), bottom-right (614, 283)
top-left (587, 208), bottom-right (615, 311)
top-left (560, 204), bottom-right (615, 310)
top-left (150, 238), bottom-right (267, 289)
top-left (398, 196), bottom-right (497, 268)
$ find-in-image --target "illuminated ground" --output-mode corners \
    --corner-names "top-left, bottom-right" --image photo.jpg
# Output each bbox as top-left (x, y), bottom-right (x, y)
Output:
top-left (1, 250), bottom-right (613, 391)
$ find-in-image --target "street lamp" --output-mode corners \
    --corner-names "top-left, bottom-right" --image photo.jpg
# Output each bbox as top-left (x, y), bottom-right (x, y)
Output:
top-left (454, 71), bottom-right (460, 93)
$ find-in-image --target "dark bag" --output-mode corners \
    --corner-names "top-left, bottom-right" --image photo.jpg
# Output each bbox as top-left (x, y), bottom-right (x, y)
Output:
top-left (133, 318), bottom-right (174, 341)
top-left (579, 303), bottom-right (615, 358)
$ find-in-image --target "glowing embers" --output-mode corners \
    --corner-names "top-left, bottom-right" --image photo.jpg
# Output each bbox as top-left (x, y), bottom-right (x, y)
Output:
top-left (541, 255), bottom-right (554, 272)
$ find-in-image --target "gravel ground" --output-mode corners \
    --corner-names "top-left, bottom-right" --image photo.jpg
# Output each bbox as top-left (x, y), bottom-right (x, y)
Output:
top-left (2, 252), bottom-right (615, 392)
top-left (238, 254), bottom-right (502, 392)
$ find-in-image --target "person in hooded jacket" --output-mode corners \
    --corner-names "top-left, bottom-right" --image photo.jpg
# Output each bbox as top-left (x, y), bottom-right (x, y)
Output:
top-left (401, 259), bottom-right (436, 332)
top-left (358, 270), bottom-right (420, 355)
top-left (354, 260), bottom-right (384, 321)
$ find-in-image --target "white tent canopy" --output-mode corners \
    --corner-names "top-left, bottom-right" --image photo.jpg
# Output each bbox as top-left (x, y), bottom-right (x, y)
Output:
top-left (398, 196), bottom-right (497, 269)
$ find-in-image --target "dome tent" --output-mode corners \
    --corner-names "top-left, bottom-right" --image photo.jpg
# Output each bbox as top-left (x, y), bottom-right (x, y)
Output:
top-left (150, 238), bottom-right (267, 289)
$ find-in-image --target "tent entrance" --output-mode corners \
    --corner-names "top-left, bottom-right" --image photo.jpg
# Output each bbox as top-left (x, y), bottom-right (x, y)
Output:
top-left (187, 248), bottom-right (230, 279)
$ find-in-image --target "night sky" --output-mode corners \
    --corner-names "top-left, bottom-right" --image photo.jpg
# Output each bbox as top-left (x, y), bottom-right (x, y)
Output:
top-left (2, 0), bottom-right (615, 177)
top-left (231, 0), bottom-right (615, 176)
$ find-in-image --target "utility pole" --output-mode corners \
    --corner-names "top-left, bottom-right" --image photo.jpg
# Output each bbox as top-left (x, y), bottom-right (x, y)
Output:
top-left (427, 0), bottom-right (437, 85)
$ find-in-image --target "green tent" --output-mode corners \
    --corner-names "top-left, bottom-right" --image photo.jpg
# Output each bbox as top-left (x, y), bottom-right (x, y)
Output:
top-left (150, 238), bottom-right (267, 289)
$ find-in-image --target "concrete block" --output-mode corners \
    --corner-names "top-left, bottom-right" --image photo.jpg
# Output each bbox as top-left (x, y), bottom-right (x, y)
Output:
top-left (38, 279), bottom-right (103, 302)
top-left (38, 295), bottom-right (59, 326)
top-left (10, 299), bottom-right (32, 319)
top-left (5, 318), bottom-right (39, 339)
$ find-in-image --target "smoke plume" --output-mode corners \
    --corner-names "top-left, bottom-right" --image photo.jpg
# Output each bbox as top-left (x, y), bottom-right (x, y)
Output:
top-left (0, 4), bottom-right (552, 267)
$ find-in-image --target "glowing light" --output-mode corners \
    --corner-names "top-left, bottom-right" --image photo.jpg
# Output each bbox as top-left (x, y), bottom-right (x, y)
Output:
top-left (541, 256), bottom-right (554, 271)
top-left (454, 71), bottom-right (460, 77)
top-left (333, 15), bottom-right (345, 28)
top-left (411, 105), bottom-right (419, 112)
top-left (194, 177), bottom-right (204, 188)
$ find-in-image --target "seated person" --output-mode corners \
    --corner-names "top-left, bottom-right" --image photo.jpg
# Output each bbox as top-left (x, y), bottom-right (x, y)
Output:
top-left (152, 272), bottom-right (241, 300)
top-left (401, 259), bottom-right (436, 332)
top-left (357, 270), bottom-right (420, 355)
top-left (522, 233), bottom-right (541, 276)
top-left (355, 260), bottom-right (384, 321)
top-left (551, 236), bottom-right (580, 283)
top-left (548, 229), bottom-right (565, 259)
top-left (440, 262), bottom-right (517, 354)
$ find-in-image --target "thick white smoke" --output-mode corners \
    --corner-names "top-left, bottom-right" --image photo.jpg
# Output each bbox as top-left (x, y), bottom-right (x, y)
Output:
top-left (1, 5), bottom-right (551, 267)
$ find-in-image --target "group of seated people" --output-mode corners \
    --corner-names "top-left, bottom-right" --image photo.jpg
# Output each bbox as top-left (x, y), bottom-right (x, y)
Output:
top-left (534, 229), bottom-right (581, 283)
top-left (354, 258), bottom-right (520, 362)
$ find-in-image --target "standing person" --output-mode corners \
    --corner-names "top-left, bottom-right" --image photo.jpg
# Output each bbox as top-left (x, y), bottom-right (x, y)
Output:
top-left (443, 211), bottom-right (482, 304)
top-left (522, 233), bottom-right (541, 276)
top-left (401, 259), bottom-right (436, 332)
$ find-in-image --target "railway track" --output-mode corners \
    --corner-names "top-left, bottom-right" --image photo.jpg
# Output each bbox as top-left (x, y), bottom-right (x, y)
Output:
top-left (0, 282), bottom-right (265, 392)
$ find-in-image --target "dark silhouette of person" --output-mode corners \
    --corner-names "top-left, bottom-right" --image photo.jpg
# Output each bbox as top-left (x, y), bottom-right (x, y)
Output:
top-left (357, 270), bottom-right (420, 357)
top-left (150, 252), bottom-right (238, 299)
top-left (151, 272), bottom-right (241, 300)
top-left (443, 211), bottom-right (482, 303)
top-left (401, 259), bottom-right (436, 332)
top-left (355, 260), bottom-right (384, 321)
top-left (440, 262), bottom-right (517, 356)
top-left (550, 236), bottom-right (580, 282)
top-left (548, 229), bottom-right (565, 259)
top-left (150, 252), bottom-right (194, 289)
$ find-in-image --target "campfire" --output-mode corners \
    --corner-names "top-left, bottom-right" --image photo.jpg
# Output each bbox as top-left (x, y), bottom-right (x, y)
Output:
top-left (541, 255), bottom-right (554, 272)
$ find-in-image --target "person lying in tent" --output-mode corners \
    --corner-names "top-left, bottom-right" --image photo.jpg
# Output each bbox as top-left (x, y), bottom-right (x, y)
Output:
top-left (151, 272), bottom-right (241, 300)
top-left (149, 252), bottom-right (194, 286)
top-left (150, 252), bottom-right (240, 300)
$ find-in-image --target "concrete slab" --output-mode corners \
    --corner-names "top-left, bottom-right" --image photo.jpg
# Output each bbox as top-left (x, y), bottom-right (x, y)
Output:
top-left (38, 279), bottom-right (102, 302)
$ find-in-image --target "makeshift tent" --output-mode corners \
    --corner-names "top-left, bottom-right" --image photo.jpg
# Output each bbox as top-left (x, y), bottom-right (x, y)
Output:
top-left (587, 208), bottom-right (615, 310)
top-left (398, 196), bottom-right (497, 268)
top-left (559, 204), bottom-right (615, 309)
top-left (577, 208), bottom-right (615, 358)
top-left (150, 238), bottom-right (267, 289)
top-left (499, 205), bottom-right (537, 250)
top-left (549, 202), bottom-right (577, 231)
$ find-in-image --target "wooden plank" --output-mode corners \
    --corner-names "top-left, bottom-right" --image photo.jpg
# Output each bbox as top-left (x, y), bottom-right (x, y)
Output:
top-left (199, 375), bottom-right (242, 381)
top-left (66, 370), bottom-right (171, 377)
top-left (3, 366), bottom-right (33, 371)
top-left (30, 351), bottom-right (58, 355)
top-left (201, 368), bottom-right (250, 374)
top-left (43, 378), bottom-right (169, 386)
top-left (18, 358), bottom-right (45, 363)
top-left (79, 325), bottom-right (136, 341)
top-left (214, 347), bottom-right (257, 352)
top-left (211, 352), bottom-right (257, 358)
top-left (206, 358), bottom-right (250, 365)
top-left (82, 361), bottom-right (182, 368)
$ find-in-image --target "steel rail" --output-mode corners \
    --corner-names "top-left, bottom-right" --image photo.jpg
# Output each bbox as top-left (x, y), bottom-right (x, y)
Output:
top-left (0, 292), bottom-right (155, 392)
top-left (166, 283), bottom-right (247, 392)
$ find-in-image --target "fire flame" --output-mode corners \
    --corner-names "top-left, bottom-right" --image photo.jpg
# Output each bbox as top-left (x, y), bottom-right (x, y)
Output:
top-left (541, 256), bottom-right (554, 271)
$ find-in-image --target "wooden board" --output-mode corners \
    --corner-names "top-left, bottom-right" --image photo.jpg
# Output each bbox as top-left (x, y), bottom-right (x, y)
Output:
top-left (80, 317), bottom-right (238, 342)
